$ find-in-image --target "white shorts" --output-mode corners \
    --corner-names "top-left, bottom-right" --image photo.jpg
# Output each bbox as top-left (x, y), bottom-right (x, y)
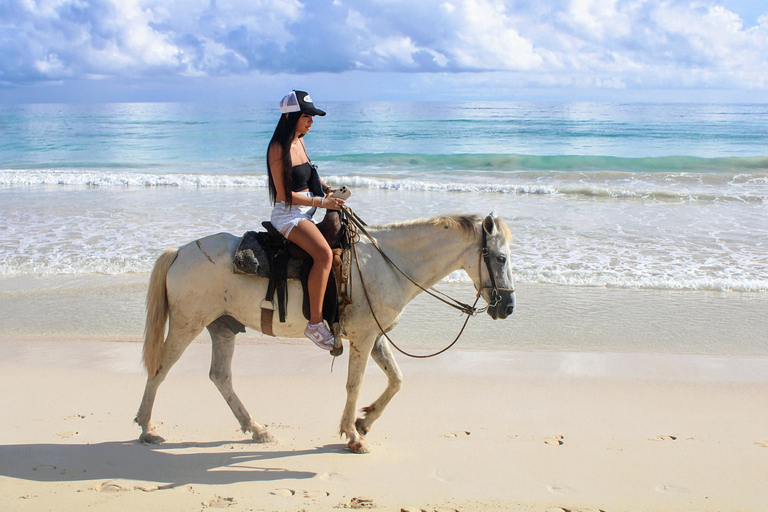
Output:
top-left (270, 191), bottom-right (318, 237)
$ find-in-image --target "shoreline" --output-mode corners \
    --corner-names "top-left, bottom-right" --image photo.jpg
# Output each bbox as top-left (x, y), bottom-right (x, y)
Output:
top-left (1, 339), bottom-right (767, 512)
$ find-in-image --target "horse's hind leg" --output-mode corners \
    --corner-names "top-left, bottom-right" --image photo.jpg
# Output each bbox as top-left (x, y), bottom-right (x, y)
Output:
top-left (355, 336), bottom-right (403, 437)
top-left (207, 321), bottom-right (275, 443)
top-left (135, 322), bottom-right (201, 444)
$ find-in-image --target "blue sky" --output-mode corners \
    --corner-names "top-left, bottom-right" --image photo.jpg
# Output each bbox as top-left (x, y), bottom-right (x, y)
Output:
top-left (1, 0), bottom-right (767, 103)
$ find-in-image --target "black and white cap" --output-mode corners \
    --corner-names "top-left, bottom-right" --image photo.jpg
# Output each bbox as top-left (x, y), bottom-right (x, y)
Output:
top-left (279, 90), bottom-right (326, 116)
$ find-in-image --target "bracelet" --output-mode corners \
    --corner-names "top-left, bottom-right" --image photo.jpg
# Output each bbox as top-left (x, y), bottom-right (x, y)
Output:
top-left (323, 185), bottom-right (330, 194)
top-left (312, 197), bottom-right (317, 207)
top-left (321, 197), bottom-right (325, 207)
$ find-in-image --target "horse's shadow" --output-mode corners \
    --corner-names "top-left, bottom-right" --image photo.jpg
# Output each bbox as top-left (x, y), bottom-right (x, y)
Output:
top-left (0, 440), bottom-right (347, 486)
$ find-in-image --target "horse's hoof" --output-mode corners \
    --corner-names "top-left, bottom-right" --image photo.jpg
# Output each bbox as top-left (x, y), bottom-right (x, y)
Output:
top-left (354, 418), bottom-right (370, 436)
top-left (252, 430), bottom-right (276, 444)
top-left (348, 440), bottom-right (370, 454)
top-left (139, 432), bottom-right (165, 445)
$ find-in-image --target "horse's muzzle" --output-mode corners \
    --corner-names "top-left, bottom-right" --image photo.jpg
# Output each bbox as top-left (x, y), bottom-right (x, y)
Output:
top-left (487, 291), bottom-right (515, 320)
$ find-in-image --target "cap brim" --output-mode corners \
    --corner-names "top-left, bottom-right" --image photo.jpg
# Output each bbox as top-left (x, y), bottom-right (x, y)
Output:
top-left (304, 106), bottom-right (326, 116)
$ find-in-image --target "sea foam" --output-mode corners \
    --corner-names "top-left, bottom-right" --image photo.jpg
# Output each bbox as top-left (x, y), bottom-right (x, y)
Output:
top-left (3, 169), bottom-right (766, 204)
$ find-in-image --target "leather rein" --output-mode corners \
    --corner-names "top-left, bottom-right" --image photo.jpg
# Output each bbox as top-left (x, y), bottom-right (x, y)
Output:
top-left (342, 207), bottom-right (512, 359)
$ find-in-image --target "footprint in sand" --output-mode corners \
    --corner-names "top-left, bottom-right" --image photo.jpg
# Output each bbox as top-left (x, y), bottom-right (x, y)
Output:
top-left (134, 483), bottom-right (176, 492)
top-left (96, 480), bottom-right (130, 493)
top-left (442, 430), bottom-right (471, 438)
top-left (342, 497), bottom-right (375, 509)
top-left (549, 508), bottom-right (607, 512)
top-left (202, 495), bottom-right (237, 508)
top-left (269, 488), bottom-right (330, 502)
top-left (546, 507), bottom-right (605, 512)
top-left (754, 440), bottom-right (768, 448)
top-left (402, 508), bottom-right (460, 512)
top-left (269, 488), bottom-right (296, 497)
top-left (303, 490), bottom-right (330, 499)
top-left (96, 480), bottom-right (175, 493)
top-left (544, 435), bottom-right (564, 446)
top-left (650, 435), bottom-right (677, 441)
top-left (55, 431), bottom-right (79, 439)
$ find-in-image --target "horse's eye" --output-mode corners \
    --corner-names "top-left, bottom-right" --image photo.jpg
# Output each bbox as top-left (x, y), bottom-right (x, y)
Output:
top-left (496, 255), bottom-right (507, 264)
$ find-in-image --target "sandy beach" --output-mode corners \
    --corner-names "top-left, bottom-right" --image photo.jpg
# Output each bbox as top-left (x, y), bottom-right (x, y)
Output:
top-left (1, 334), bottom-right (767, 512)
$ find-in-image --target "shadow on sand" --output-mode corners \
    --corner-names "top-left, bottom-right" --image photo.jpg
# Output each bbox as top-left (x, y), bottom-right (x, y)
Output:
top-left (0, 440), bottom-right (349, 486)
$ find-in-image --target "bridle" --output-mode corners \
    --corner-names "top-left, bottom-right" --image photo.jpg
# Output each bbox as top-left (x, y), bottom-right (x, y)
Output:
top-left (478, 226), bottom-right (516, 311)
top-left (342, 207), bottom-right (514, 358)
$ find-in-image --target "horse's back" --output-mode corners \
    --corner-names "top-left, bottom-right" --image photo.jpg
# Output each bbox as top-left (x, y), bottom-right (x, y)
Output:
top-left (176, 232), bottom-right (240, 266)
top-left (165, 233), bottom-right (242, 320)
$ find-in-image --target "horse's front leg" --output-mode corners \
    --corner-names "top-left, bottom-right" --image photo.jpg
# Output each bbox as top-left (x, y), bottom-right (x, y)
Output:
top-left (207, 320), bottom-right (275, 444)
top-left (340, 332), bottom-right (377, 453)
top-left (355, 336), bottom-right (403, 438)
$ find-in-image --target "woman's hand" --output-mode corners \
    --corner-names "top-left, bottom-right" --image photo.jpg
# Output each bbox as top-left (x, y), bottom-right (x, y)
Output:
top-left (323, 196), bottom-right (346, 210)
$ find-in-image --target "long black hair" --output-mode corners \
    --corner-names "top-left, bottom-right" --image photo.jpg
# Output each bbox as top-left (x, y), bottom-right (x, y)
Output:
top-left (267, 111), bottom-right (303, 207)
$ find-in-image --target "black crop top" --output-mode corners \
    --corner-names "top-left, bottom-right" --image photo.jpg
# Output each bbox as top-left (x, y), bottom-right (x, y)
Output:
top-left (291, 162), bottom-right (313, 192)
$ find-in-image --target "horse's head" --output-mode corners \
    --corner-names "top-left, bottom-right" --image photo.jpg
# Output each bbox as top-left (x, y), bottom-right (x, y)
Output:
top-left (469, 213), bottom-right (515, 319)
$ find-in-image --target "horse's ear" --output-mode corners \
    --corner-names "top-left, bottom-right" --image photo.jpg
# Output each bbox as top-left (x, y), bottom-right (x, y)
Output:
top-left (483, 214), bottom-right (496, 236)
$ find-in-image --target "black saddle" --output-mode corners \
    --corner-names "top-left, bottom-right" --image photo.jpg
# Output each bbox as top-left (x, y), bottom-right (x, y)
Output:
top-left (233, 210), bottom-right (347, 335)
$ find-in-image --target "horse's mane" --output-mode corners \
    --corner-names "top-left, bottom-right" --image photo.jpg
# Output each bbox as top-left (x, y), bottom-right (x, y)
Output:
top-left (372, 213), bottom-right (512, 242)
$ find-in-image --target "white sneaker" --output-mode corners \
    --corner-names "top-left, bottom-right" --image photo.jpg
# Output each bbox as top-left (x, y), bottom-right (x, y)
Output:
top-left (304, 321), bottom-right (335, 350)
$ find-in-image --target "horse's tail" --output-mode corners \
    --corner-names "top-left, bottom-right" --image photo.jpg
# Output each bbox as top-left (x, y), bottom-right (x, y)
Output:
top-left (143, 247), bottom-right (179, 376)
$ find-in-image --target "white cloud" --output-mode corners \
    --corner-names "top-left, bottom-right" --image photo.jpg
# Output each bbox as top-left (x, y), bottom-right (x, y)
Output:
top-left (442, 0), bottom-right (542, 70)
top-left (1, 0), bottom-right (767, 94)
top-left (559, 0), bottom-right (632, 41)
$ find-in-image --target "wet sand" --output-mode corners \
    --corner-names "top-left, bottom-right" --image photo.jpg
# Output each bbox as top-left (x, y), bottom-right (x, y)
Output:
top-left (2, 275), bottom-right (767, 356)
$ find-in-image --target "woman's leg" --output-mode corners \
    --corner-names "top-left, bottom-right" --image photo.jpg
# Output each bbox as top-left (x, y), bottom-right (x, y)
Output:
top-left (286, 219), bottom-right (334, 324)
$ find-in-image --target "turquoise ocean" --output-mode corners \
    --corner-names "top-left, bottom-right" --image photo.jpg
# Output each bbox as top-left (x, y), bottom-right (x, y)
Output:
top-left (1, 101), bottom-right (767, 357)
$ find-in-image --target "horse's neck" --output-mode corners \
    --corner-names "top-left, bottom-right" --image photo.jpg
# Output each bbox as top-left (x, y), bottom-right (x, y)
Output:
top-left (372, 223), bottom-right (475, 291)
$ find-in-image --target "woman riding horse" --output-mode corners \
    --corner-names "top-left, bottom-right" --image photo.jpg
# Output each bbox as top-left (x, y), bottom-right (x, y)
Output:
top-left (135, 212), bottom-right (515, 452)
top-left (267, 90), bottom-right (346, 350)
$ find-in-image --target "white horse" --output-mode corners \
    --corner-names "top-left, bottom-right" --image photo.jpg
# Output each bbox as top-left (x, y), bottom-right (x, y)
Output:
top-left (136, 212), bottom-right (515, 453)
